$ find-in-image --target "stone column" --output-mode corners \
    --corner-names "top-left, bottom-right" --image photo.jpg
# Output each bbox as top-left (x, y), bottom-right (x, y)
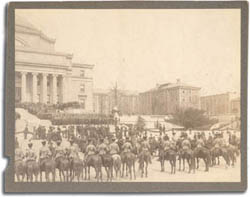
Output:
top-left (61, 76), bottom-right (66, 103)
top-left (32, 73), bottom-right (38, 103)
top-left (21, 72), bottom-right (27, 102)
top-left (41, 73), bottom-right (48, 104)
top-left (52, 74), bottom-right (58, 104)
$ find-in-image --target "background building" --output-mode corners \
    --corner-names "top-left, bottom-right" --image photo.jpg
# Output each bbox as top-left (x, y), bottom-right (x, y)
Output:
top-left (139, 79), bottom-right (201, 115)
top-left (15, 16), bottom-right (94, 112)
top-left (200, 92), bottom-right (240, 117)
top-left (93, 89), bottom-right (139, 115)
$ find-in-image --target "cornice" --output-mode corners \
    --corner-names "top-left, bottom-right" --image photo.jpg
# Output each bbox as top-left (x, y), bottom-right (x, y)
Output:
top-left (16, 47), bottom-right (73, 59)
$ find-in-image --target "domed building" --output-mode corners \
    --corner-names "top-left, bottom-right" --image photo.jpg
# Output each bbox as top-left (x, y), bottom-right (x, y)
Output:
top-left (15, 15), bottom-right (94, 112)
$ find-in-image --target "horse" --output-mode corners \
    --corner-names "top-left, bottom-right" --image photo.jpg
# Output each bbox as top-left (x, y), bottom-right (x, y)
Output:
top-left (85, 154), bottom-right (102, 182)
top-left (69, 157), bottom-right (84, 182)
top-left (39, 157), bottom-right (56, 182)
top-left (55, 156), bottom-right (70, 182)
top-left (211, 147), bottom-right (230, 167)
top-left (179, 148), bottom-right (195, 173)
top-left (15, 160), bottom-right (27, 182)
top-left (100, 154), bottom-right (113, 182)
top-left (159, 149), bottom-right (177, 174)
top-left (121, 152), bottom-right (136, 180)
top-left (112, 154), bottom-right (122, 179)
top-left (193, 147), bottom-right (211, 172)
top-left (138, 150), bottom-right (151, 177)
top-left (26, 160), bottom-right (40, 182)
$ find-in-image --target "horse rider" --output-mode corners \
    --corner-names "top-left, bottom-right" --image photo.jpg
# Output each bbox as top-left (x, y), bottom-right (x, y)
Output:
top-left (68, 139), bottom-right (79, 161)
top-left (194, 133), bottom-right (205, 154)
top-left (181, 133), bottom-right (192, 154)
top-left (39, 140), bottom-right (51, 166)
top-left (25, 141), bottom-right (37, 162)
top-left (15, 142), bottom-right (24, 162)
top-left (97, 138), bottom-right (110, 157)
top-left (109, 137), bottom-right (120, 157)
top-left (85, 139), bottom-right (96, 162)
top-left (121, 137), bottom-right (133, 160)
top-left (54, 140), bottom-right (66, 160)
top-left (139, 136), bottom-right (152, 164)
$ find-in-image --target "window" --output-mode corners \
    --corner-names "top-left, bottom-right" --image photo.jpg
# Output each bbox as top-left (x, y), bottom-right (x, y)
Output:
top-left (78, 96), bottom-right (85, 109)
top-left (80, 70), bottom-right (85, 77)
top-left (80, 84), bottom-right (85, 93)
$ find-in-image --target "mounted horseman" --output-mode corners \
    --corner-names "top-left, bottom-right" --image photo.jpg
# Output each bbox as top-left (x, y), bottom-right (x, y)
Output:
top-left (15, 141), bottom-right (26, 182)
top-left (39, 140), bottom-right (56, 182)
top-left (193, 133), bottom-right (211, 172)
top-left (54, 140), bottom-right (70, 182)
top-left (180, 132), bottom-right (195, 173)
top-left (85, 139), bottom-right (102, 182)
top-left (97, 138), bottom-right (113, 181)
top-left (25, 141), bottom-right (39, 182)
top-left (121, 136), bottom-right (136, 180)
top-left (109, 136), bottom-right (121, 179)
top-left (138, 135), bottom-right (151, 177)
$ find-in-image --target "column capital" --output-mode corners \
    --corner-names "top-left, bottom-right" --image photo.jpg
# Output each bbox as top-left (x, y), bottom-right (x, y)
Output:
top-left (42, 73), bottom-right (48, 77)
top-left (52, 74), bottom-right (58, 77)
top-left (32, 72), bottom-right (39, 76)
top-left (21, 71), bottom-right (27, 75)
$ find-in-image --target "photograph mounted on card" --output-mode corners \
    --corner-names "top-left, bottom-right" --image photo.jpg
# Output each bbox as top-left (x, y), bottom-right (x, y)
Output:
top-left (5, 1), bottom-right (247, 193)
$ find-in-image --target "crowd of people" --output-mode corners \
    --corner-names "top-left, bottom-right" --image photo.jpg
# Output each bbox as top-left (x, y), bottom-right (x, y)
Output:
top-left (15, 122), bottom-right (241, 182)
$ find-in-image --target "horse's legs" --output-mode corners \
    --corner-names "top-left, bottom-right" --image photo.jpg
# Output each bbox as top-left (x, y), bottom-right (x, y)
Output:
top-left (121, 163), bottom-right (124, 178)
top-left (178, 155), bottom-right (181, 171)
top-left (40, 171), bottom-right (43, 182)
top-left (145, 162), bottom-right (148, 177)
top-left (203, 158), bottom-right (209, 171)
top-left (133, 162), bottom-right (136, 180)
top-left (183, 158), bottom-right (185, 171)
top-left (126, 164), bottom-right (128, 177)
top-left (197, 158), bottom-right (199, 169)
top-left (16, 173), bottom-right (20, 182)
top-left (169, 160), bottom-right (172, 174)
top-left (161, 159), bottom-right (164, 172)
top-left (129, 165), bottom-right (132, 180)
top-left (59, 169), bottom-right (62, 182)
top-left (99, 167), bottom-right (103, 182)
top-left (105, 167), bottom-right (109, 182)
top-left (88, 167), bottom-right (90, 180)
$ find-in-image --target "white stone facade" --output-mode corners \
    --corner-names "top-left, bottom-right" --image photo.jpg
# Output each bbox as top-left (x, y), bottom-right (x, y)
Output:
top-left (15, 16), bottom-right (94, 112)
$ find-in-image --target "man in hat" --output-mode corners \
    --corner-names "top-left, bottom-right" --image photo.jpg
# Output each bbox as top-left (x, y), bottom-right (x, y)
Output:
top-left (109, 137), bottom-right (120, 156)
top-left (121, 136), bottom-right (133, 160)
top-left (39, 140), bottom-right (51, 166)
top-left (97, 138), bottom-right (109, 156)
top-left (85, 139), bottom-right (97, 162)
top-left (68, 139), bottom-right (79, 161)
top-left (181, 133), bottom-right (191, 155)
top-left (54, 140), bottom-right (65, 160)
top-left (25, 141), bottom-right (37, 162)
top-left (194, 133), bottom-right (205, 154)
top-left (139, 135), bottom-right (152, 164)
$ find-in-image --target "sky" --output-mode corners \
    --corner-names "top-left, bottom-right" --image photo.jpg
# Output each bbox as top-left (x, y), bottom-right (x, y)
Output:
top-left (16, 9), bottom-right (241, 96)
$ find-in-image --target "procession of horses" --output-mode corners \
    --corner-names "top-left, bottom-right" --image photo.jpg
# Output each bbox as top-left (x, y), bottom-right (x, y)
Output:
top-left (15, 123), bottom-right (241, 182)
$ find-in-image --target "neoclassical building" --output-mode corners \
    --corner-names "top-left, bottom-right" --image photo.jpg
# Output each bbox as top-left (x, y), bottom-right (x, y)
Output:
top-left (15, 16), bottom-right (94, 112)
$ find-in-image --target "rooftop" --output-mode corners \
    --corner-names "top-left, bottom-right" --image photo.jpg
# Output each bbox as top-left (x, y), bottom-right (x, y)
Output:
top-left (142, 79), bottom-right (201, 93)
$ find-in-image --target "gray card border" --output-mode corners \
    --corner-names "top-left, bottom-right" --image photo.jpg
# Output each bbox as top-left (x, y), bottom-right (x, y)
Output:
top-left (4, 1), bottom-right (248, 193)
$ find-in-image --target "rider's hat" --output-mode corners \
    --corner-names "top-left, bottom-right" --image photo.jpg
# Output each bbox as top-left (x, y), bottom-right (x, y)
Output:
top-left (41, 140), bottom-right (46, 144)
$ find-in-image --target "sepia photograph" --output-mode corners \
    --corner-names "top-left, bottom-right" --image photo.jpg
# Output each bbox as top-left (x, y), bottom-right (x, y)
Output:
top-left (4, 1), bottom-right (247, 193)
